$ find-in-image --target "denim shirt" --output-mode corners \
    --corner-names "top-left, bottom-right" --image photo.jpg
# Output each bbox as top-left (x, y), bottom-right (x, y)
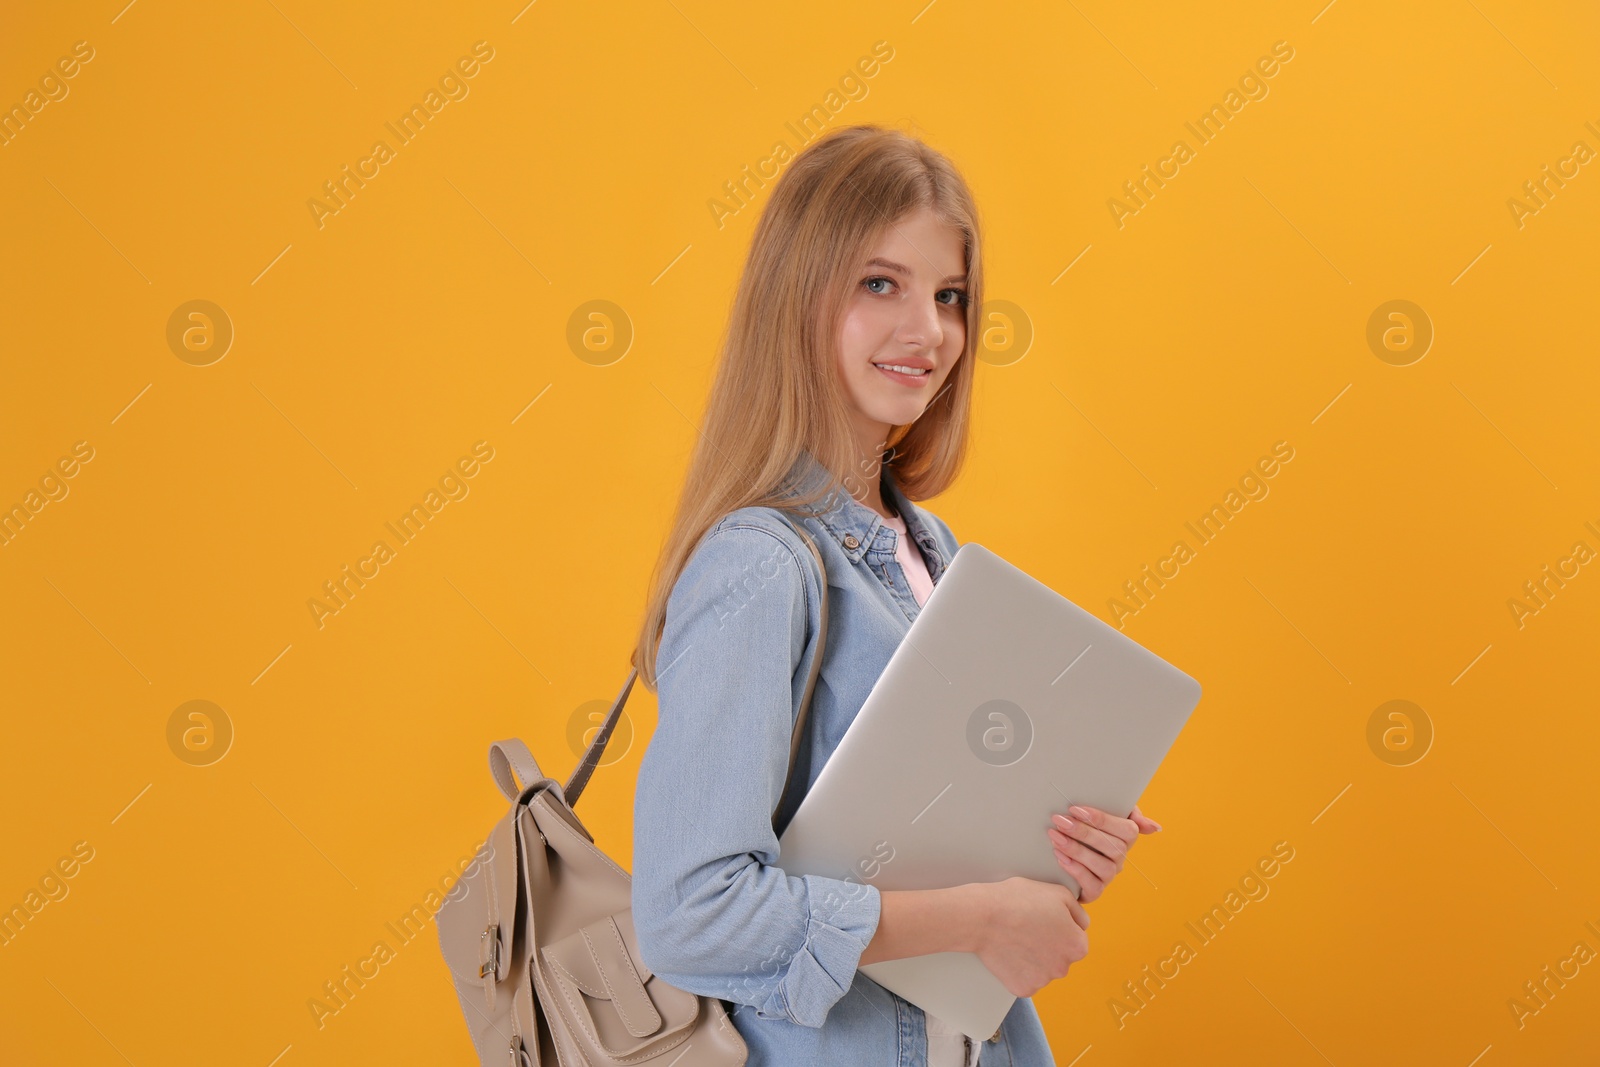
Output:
top-left (632, 450), bottom-right (1058, 1066)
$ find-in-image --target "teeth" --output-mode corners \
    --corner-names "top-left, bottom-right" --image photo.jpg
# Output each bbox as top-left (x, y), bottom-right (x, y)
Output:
top-left (875, 363), bottom-right (928, 376)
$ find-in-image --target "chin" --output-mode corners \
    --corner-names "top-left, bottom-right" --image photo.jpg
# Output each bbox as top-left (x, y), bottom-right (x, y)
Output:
top-left (865, 401), bottom-right (925, 427)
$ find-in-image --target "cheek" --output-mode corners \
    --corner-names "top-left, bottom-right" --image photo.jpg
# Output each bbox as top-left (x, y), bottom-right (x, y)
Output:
top-left (937, 322), bottom-right (966, 378)
top-left (837, 311), bottom-right (876, 364)
top-left (841, 298), bottom-right (904, 357)
top-left (836, 321), bottom-right (868, 387)
top-left (946, 315), bottom-right (967, 355)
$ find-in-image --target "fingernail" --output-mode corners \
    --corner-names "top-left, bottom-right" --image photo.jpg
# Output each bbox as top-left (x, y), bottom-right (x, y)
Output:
top-left (1053, 814), bottom-right (1073, 829)
top-left (1068, 806), bottom-right (1091, 819)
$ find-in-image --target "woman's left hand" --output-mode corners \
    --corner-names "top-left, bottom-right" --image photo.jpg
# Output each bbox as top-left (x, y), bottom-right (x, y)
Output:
top-left (1045, 804), bottom-right (1162, 904)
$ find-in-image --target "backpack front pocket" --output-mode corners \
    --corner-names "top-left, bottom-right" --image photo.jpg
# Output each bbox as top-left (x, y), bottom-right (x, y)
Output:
top-left (540, 909), bottom-right (701, 1062)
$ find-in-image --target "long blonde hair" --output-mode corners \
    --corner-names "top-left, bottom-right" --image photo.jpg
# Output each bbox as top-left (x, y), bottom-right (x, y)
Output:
top-left (631, 123), bottom-right (986, 688)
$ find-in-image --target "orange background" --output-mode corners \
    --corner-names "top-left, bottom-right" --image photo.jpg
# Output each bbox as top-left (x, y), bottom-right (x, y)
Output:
top-left (2, 1), bottom-right (1597, 1064)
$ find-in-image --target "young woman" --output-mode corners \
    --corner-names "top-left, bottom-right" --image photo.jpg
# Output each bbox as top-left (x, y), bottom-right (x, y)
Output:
top-left (630, 124), bottom-right (1160, 1066)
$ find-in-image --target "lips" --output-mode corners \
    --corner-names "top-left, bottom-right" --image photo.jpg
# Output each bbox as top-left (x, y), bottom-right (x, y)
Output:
top-left (873, 362), bottom-right (931, 386)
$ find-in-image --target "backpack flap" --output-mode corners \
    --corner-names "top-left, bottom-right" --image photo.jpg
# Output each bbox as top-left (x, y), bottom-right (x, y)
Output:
top-left (436, 806), bottom-right (520, 1020)
top-left (541, 910), bottom-right (700, 1062)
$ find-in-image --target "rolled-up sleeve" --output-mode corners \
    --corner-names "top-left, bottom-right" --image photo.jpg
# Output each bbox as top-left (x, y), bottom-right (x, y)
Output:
top-left (631, 520), bottom-right (882, 1028)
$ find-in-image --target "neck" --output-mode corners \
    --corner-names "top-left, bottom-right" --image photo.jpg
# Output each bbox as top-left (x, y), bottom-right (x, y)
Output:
top-left (842, 422), bottom-right (897, 520)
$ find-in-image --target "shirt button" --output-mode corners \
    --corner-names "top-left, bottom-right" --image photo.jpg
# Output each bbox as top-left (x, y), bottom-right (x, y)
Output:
top-left (843, 534), bottom-right (859, 549)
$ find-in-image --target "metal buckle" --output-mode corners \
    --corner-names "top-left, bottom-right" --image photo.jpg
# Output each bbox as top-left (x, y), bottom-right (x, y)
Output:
top-left (479, 923), bottom-right (501, 978)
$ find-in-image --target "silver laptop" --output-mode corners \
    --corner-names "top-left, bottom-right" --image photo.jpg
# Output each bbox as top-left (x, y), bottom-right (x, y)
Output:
top-left (776, 541), bottom-right (1202, 1041)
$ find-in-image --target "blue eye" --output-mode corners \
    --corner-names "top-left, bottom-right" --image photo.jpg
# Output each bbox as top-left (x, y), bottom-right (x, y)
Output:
top-left (862, 276), bottom-right (967, 307)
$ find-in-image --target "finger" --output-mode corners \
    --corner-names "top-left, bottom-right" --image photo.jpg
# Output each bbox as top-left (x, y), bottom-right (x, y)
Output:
top-left (1129, 804), bottom-right (1163, 834)
top-left (1050, 828), bottom-right (1119, 883)
top-left (1061, 892), bottom-right (1091, 930)
top-left (1077, 805), bottom-right (1140, 848)
top-left (1057, 808), bottom-right (1134, 858)
top-left (1054, 848), bottom-right (1107, 900)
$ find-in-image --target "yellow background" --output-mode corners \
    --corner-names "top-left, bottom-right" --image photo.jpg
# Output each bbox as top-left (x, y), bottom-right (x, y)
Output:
top-left (3, 1), bottom-right (1597, 1063)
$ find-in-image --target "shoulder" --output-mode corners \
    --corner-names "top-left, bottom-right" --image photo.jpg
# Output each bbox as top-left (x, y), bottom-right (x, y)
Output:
top-left (672, 507), bottom-right (823, 612)
top-left (658, 508), bottom-right (820, 668)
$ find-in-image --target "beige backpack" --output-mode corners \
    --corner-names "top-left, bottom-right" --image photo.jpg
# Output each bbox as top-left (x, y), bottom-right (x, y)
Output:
top-left (436, 515), bottom-right (829, 1065)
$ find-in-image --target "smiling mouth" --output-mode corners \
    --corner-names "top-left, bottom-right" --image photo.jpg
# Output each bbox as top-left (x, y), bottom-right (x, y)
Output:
top-left (873, 361), bottom-right (932, 385)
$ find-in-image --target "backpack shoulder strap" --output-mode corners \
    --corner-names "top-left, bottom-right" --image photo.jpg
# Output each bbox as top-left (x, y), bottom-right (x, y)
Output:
top-left (562, 511), bottom-right (829, 830)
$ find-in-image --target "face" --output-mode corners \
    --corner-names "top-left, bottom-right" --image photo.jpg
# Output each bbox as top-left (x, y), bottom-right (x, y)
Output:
top-left (833, 205), bottom-right (968, 461)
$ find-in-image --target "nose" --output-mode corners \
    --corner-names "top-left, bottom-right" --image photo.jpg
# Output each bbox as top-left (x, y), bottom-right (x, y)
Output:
top-left (897, 289), bottom-right (945, 350)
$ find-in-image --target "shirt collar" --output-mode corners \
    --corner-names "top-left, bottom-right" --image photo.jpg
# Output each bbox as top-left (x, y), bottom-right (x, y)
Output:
top-left (780, 449), bottom-right (948, 581)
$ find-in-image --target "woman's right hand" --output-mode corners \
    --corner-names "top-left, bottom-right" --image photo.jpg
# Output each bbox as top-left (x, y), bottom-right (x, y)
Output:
top-left (971, 876), bottom-right (1091, 997)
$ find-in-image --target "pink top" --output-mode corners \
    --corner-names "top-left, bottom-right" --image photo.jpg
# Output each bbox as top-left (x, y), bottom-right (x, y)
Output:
top-left (882, 509), bottom-right (973, 1064)
top-left (880, 509), bottom-right (935, 608)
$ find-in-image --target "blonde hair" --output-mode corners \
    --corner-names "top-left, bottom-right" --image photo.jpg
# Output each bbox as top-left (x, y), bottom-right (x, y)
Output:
top-left (631, 123), bottom-right (985, 688)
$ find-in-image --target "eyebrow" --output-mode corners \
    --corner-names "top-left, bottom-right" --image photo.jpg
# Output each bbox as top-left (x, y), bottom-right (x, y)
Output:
top-left (864, 257), bottom-right (967, 284)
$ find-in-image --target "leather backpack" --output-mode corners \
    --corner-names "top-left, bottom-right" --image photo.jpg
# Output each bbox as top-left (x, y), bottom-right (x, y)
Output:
top-left (436, 513), bottom-right (829, 1065)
